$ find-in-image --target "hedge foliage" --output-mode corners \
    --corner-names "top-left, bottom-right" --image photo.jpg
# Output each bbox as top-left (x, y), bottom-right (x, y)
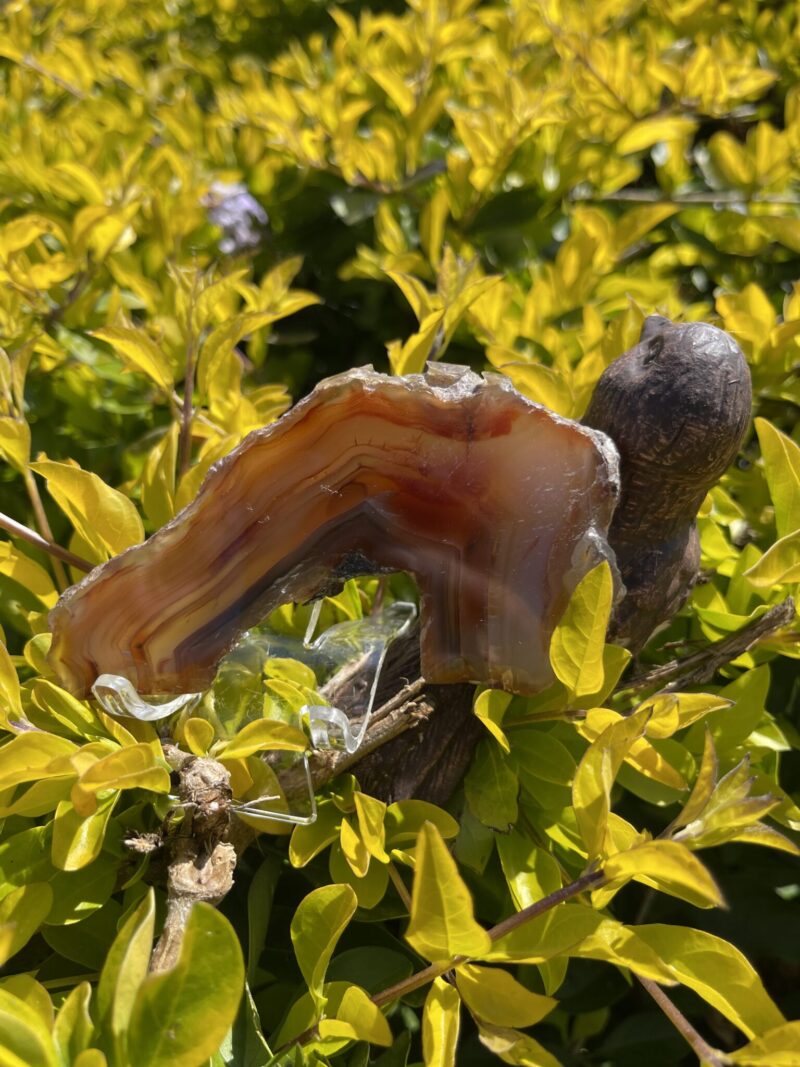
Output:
top-left (0, 1), bottom-right (799, 1065)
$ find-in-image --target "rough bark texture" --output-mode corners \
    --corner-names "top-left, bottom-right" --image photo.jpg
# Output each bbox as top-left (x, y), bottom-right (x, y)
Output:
top-left (582, 315), bottom-right (752, 650)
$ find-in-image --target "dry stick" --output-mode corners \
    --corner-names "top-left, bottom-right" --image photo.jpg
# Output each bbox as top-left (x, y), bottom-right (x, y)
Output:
top-left (637, 975), bottom-right (730, 1067)
top-left (0, 508), bottom-right (93, 573)
top-left (624, 597), bottom-right (796, 693)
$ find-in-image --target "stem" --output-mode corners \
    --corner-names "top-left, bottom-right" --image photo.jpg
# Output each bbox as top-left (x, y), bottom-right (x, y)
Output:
top-left (275, 865), bottom-right (604, 1057)
top-left (571, 188), bottom-right (800, 207)
top-left (624, 597), bottom-right (795, 693)
top-left (22, 469), bottom-right (70, 589)
top-left (0, 509), bottom-right (92, 574)
top-left (637, 975), bottom-right (730, 1066)
top-left (178, 330), bottom-right (198, 479)
top-left (387, 861), bottom-right (412, 911)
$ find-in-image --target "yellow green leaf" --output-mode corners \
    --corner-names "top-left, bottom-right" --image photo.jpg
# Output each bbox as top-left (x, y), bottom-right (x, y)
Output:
top-left (550, 561), bottom-right (614, 698)
top-left (291, 884), bottom-right (357, 1005)
top-left (0, 987), bottom-right (60, 1067)
top-left (31, 459), bottom-right (144, 562)
top-left (477, 1022), bottom-right (563, 1067)
top-left (384, 800), bottom-right (459, 845)
top-left (128, 903), bottom-right (244, 1067)
top-left (96, 889), bottom-right (156, 1041)
top-left (422, 977), bottom-right (461, 1067)
top-left (744, 530), bottom-right (800, 586)
top-left (90, 324), bottom-right (174, 392)
top-left (353, 792), bottom-right (389, 862)
top-left (72, 743), bottom-right (169, 814)
top-left (456, 963), bottom-right (557, 1028)
top-left (473, 689), bottom-right (512, 752)
top-left (486, 904), bottom-right (602, 964)
top-left (0, 637), bottom-right (22, 725)
top-left (634, 925), bottom-right (785, 1039)
top-left (598, 840), bottom-right (724, 909)
top-left (0, 732), bottom-right (78, 790)
top-left (572, 708), bottom-right (650, 858)
top-left (0, 542), bottom-right (58, 608)
top-left (617, 115), bottom-right (698, 154)
top-left (0, 416), bottom-right (30, 473)
top-left (318, 985), bottom-right (392, 1046)
top-left (52, 792), bottom-right (118, 870)
top-left (729, 1022), bottom-right (800, 1065)
top-left (756, 417), bottom-right (800, 538)
top-left (406, 823), bottom-right (491, 961)
top-left (217, 718), bottom-right (308, 759)
top-left (0, 884), bottom-right (53, 966)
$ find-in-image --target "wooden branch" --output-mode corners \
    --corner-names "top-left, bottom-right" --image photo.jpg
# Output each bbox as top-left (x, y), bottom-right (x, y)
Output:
top-left (149, 746), bottom-right (236, 972)
top-left (638, 975), bottom-right (730, 1067)
top-left (0, 509), bottom-right (93, 572)
top-left (625, 597), bottom-right (796, 693)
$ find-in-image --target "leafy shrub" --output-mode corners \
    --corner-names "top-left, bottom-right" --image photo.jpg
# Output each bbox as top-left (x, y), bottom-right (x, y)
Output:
top-left (0, 1), bottom-right (798, 1065)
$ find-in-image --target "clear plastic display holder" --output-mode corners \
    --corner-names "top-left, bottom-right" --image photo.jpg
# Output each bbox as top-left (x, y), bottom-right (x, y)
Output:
top-left (91, 599), bottom-right (416, 826)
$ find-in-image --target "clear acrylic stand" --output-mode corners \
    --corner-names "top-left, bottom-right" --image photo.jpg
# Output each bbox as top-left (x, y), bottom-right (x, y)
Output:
top-left (90, 599), bottom-right (417, 825)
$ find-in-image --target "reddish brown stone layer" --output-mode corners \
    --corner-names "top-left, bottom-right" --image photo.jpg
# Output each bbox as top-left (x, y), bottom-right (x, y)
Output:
top-left (49, 363), bottom-right (620, 698)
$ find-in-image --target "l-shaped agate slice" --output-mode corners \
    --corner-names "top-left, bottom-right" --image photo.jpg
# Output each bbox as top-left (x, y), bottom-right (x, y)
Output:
top-left (48, 363), bottom-right (621, 699)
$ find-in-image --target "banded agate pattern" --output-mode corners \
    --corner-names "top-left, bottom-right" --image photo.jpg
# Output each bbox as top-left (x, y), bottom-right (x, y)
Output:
top-left (49, 363), bottom-right (620, 698)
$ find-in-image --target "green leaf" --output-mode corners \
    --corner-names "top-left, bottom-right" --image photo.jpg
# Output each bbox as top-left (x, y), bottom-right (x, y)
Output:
top-left (31, 459), bottom-right (144, 562)
top-left (598, 840), bottom-right (725, 909)
top-left (634, 925), bottom-right (785, 1039)
top-left (496, 833), bottom-right (562, 912)
top-left (486, 903), bottom-right (602, 964)
top-left (289, 800), bottom-right (342, 867)
top-left (128, 903), bottom-right (244, 1067)
top-left (290, 884), bottom-right (357, 1005)
top-left (473, 689), bottom-right (513, 752)
top-left (0, 731), bottom-right (78, 790)
top-left (0, 883), bottom-right (53, 965)
top-left (549, 561), bottom-right (614, 698)
top-left (422, 977), bottom-right (461, 1067)
top-left (456, 963), bottom-right (557, 1028)
top-left (53, 982), bottom-right (94, 1064)
top-left (405, 822), bottom-right (491, 962)
top-left (52, 792), bottom-right (118, 870)
top-left (96, 889), bottom-right (156, 1044)
top-left (0, 988), bottom-right (60, 1067)
top-left (756, 417), bottom-right (800, 537)
top-left (384, 800), bottom-right (460, 846)
top-left (464, 739), bottom-right (518, 831)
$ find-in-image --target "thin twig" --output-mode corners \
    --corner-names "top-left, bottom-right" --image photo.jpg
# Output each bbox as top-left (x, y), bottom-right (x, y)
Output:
top-left (22, 469), bottom-right (70, 589)
top-left (624, 597), bottom-right (796, 693)
top-left (387, 861), bottom-right (412, 911)
top-left (179, 333), bottom-right (198, 479)
top-left (0, 508), bottom-right (92, 573)
top-left (275, 867), bottom-right (603, 1056)
top-left (637, 975), bottom-right (730, 1066)
top-left (571, 188), bottom-right (800, 207)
